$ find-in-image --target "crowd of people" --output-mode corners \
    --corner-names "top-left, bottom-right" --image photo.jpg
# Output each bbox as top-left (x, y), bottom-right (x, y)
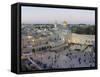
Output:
top-left (21, 44), bottom-right (95, 71)
top-left (31, 45), bottom-right (95, 69)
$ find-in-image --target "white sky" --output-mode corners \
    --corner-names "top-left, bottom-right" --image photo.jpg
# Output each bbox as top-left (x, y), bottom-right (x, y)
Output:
top-left (21, 6), bottom-right (95, 25)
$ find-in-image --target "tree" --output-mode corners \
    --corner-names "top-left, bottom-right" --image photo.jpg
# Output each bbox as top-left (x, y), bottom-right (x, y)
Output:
top-left (71, 26), bottom-right (95, 35)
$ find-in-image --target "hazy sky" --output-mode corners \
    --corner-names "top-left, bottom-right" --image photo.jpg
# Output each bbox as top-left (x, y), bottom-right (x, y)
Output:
top-left (21, 6), bottom-right (95, 25)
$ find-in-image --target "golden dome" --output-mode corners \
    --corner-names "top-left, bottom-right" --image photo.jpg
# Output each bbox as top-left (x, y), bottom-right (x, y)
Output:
top-left (63, 21), bottom-right (68, 27)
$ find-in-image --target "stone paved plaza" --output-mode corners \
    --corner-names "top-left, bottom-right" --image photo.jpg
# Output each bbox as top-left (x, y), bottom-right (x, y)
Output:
top-left (21, 44), bottom-right (95, 71)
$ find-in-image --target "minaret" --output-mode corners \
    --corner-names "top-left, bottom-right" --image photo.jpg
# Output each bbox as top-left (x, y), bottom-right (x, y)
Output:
top-left (54, 23), bottom-right (57, 28)
top-left (54, 21), bottom-right (58, 30)
top-left (54, 21), bottom-right (58, 28)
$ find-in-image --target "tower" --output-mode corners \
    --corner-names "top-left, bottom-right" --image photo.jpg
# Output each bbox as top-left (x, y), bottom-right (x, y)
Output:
top-left (53, 21), bottom-right (58, 30)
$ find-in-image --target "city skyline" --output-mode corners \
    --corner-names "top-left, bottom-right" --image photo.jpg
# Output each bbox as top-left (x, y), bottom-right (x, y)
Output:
top-left (21, 6), bottom-right (95, 25)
